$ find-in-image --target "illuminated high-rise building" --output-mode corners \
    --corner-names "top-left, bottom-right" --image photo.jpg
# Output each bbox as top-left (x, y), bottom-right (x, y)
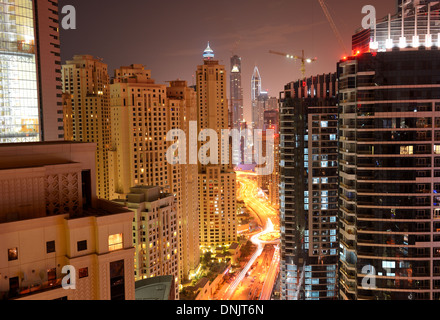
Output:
top-left (280, 73), bottom-right (339, 300)
top-left (253, 92), bottom-right (278, 131)
top-left (166, 80), bottom-right (200, 280)
top-left (230, 55), bottom-right (244, 130)
top-left (251, 66), bottom-right (262, 129)
top-left (197, 43), bottom-right (237, 248)
top-left (109, 65), bottom-right (199, 282)
top-left (111, 186), bottom-right (179, 299)
top-left (61, 55), bottom-right (111, 200)
top-left (0, 0), bottom-right (64, 143)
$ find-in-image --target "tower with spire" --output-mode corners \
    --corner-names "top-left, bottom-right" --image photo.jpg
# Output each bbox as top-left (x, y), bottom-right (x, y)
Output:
top-left (203, 42), bottom-right (215, 60)
top-left (251, 66), bottom-right (262, 130)
top-left (251, 66), bottom-right (262, 102)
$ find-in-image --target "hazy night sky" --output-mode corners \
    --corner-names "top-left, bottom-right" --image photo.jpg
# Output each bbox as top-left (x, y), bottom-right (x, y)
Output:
top-left (60, 0), bottom-right (395, 121)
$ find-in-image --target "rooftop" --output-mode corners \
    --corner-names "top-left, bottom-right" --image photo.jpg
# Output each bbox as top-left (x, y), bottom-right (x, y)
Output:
top-left (135, 275), bottom-right (174, 300)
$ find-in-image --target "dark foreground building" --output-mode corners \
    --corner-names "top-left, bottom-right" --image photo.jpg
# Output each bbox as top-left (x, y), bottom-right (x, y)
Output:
top-left (279, 73), bottom-right (339, 300)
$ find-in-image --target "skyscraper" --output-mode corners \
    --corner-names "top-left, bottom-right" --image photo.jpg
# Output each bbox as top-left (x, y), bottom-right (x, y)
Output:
top-left (280, 73), bottom-right (339, 300)
top-left (197, 43), bottom-right (237, 248)
top-left (339, 0), bottom-right (440, 300)
top-left (251, 66), bottom-right (262, 130)
top-left (253, 92), bottom-right (278, 131)
top-left (166, 80), bottom-right (200, 280)
top-left (109, 65), bottom-right (200, 281)
top-left (61, 55), bottom-right (111, 200)
top-left (230, 55), bottom-right (244, 130)
top-left (0, 0), bottom-right (64, 143)
top-left (251, 66), bottom-right (262, 103)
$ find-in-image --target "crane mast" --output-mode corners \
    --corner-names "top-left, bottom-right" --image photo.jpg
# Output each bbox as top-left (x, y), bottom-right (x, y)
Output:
top-left (317, 0), bottom-right (348, 56)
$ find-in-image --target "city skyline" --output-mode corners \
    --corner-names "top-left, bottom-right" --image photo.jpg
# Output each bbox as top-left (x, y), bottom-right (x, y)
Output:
top-left (59, 0), bottom-right (395, 122)
top-left (4, 0), bottom-right (440, 304)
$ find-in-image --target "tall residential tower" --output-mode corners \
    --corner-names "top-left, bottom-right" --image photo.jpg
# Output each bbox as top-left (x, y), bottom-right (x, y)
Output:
top-left (197, 43), bottom-right (237, 248)
top-left (280, 73), bottom-right (339, 300)
top-left (61, 55), bottom-right (111, 200)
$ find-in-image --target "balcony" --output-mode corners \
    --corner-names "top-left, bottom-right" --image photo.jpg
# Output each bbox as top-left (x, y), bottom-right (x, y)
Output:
top-left (1, 278), bottom-right (63, 300)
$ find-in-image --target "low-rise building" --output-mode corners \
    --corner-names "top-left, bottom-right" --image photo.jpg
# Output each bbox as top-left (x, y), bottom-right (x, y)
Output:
top-left (0, 142), bottom-right (135, 300)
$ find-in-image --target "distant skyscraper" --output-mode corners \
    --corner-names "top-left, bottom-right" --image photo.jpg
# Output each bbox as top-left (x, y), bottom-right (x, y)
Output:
top-left (0, 0), bottom-right (64, 143)
top-left (61, 55), bottom-right (111, 200)
top-left (253, 92), bottom-right (278, 131)
top-left (251, 67), bottom-right (262, 130)
top-left (280, 73), bottom-right (339, 300)
top-left (197, 43), bottom-right (237, 248)
top-left (251, 66), bottom-right (262, 102)
top-left (230, 55), bottom-right (244, 130)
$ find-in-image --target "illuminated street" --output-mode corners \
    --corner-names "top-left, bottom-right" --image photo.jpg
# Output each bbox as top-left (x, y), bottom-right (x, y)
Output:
top-left (218, 171), bottom-right (280, 300)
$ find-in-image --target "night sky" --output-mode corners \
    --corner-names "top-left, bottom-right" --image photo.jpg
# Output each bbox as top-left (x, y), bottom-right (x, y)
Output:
top-left (59, 0), bottom-right (395, 121)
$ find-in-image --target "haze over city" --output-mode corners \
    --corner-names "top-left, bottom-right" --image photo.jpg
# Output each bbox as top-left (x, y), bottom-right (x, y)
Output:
top-left (59, 0), bottom-right (394, 120)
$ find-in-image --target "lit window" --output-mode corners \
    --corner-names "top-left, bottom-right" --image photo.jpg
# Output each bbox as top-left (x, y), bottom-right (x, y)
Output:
top-left (435, 145), bottom-right (440, 154)
top-left (8, 248), bottom-right (18, 261)
top-left (400, 146), bottom-right (413, 155)
top-left (108, 234), bottom-right (123, 251)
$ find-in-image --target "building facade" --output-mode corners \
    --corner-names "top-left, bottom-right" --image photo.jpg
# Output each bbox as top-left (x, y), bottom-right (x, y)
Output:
top-left (197, 44), bottom-right (237, 248)
top-left (61, 55), bottom-right (111, 200)
top-left (0, 142), bottom-right (135, 300)
top-left (253, 92), bottom-right (278, 131)
top-left (112, 186), bottom-right (179, 299)
top-left (338, 0), bottom-right (440, 301)
top-left (338, 48), bottom-right (440, 301)
top-left (280, 73), bottom-right (339, 300)
top-left (109, 65), bottom-right (200, 282)
top-left (230, 55), bottom-right (244, 130)
top-left (0, 0), bottom-right (64, 143)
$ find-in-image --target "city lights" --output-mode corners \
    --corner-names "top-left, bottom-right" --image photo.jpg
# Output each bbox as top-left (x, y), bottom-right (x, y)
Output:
top-left (1, 0), bottom-right (439, 309)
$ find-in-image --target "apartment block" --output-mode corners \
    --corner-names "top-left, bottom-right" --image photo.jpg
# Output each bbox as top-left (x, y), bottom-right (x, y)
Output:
top-left (112, 186), bottom-right (179, 299)
top-left (280, 73), bottom-right (339, 300)
top-left (61, 55), bottom-right (111, 200)
top-left (0, 141), bottom-right (135, 300)
top-left (197, 44), bottom-right (237, 248)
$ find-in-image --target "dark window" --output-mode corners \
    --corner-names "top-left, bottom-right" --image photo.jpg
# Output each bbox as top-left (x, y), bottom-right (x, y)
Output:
top-left (46, 241), bottom-right (56, 253)
top-left (9, 277), bottom-right (19, 297)
top-left (8, 248), bottom-right (18, 261)
top-left (110, 260), bottom-right (125, 300)
top-left (81, 170), bottom-right (92, 210)
top-left (79, 267), bottom-right (88, 279)
top-left (77, 240), bottom-right (87, 252)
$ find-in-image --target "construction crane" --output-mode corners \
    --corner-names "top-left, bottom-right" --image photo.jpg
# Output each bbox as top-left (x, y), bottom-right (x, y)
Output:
top-left (269, 49), bottom-right (317, 80)
top-left (317, 0), bottom-right (348, 56)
